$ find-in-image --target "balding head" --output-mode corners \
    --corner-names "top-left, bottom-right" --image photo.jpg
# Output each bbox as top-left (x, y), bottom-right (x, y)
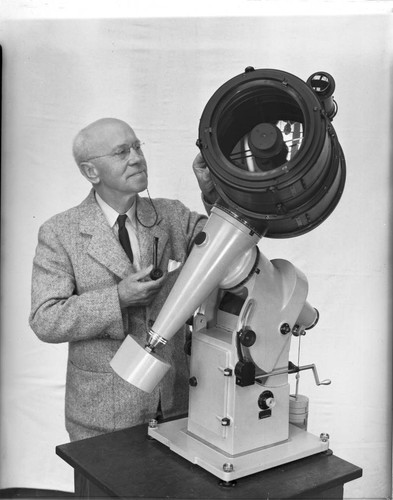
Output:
top-left (72, 118), bottom-right (147, 210)
top-left (72, 118), bottom-right (133, 166)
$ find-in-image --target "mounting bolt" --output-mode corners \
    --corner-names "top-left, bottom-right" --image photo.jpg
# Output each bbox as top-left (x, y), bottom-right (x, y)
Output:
top-left (221, 417), bottom-right (230, 426)
top-left (148, 419), bottom-right (158, 429)
top-left (223, 368), bottom-right (233, 377)
top-left (223, 463), bottom-right (234, 472)
top-left (320, 432), bottom-right (330, 442)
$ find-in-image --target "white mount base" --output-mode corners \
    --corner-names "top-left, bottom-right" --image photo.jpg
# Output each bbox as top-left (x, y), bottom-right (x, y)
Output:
top-left (148, 417), bottom-right (329, 482)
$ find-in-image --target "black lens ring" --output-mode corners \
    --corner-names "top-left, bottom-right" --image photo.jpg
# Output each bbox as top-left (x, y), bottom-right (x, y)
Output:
top-left (197, 67), bottom-right (346, 237)
top-left (198, 69), bottom-right (326, 189)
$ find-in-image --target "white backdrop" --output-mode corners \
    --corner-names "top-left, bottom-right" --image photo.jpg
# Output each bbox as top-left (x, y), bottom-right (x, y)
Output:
top-left (0, 3), bottom-right (392, 499)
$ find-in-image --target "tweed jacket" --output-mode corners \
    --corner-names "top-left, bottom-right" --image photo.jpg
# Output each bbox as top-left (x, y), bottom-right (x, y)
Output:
top-left (29, 189), bottom-right (207, 441)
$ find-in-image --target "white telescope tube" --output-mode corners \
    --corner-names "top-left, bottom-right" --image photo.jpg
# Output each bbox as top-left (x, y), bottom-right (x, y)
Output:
top-left (110, 206), bottom-right (261, 392)
top-left (110, 336), bottom-right (171, 393)
top-left (146, 206), bottom-right (261, 347)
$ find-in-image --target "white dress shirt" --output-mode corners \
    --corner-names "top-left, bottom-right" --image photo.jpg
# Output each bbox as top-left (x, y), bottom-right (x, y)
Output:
top-left (95, 192), bottom-right (141, 270)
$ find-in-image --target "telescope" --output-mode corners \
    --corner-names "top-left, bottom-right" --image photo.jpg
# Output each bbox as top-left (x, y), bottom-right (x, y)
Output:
top-left (110, 67), bottom-right (345, 482)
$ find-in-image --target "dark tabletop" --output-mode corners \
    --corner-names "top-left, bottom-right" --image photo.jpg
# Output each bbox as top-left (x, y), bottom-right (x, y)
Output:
top-left (56, 422), bottom-right (362, 499)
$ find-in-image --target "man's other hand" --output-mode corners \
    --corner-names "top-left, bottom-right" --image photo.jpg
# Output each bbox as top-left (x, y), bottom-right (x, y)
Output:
top-left (192, 153), bottom-right (218, 204)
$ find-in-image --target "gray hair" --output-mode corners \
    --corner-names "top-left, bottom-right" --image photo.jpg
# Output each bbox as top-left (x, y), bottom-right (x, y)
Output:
top-left (72, 130), bottom-right (91, 166)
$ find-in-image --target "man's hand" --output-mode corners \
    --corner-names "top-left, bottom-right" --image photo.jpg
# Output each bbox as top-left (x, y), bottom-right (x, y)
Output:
top-left (192, 153), bottom-right (219, 204)
top-left (117, 265), bottom-right (166, 308)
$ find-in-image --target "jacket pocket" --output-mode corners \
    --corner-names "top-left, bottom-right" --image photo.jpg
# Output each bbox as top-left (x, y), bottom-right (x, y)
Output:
top-left (65, 360), bottom-right (115, 437)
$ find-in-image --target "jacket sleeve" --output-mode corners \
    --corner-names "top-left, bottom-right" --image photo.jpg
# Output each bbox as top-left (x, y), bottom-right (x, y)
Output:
top-left (177, 202), bottom-right (208, 256)
top-left (29, 223), bottom-right (125, 344)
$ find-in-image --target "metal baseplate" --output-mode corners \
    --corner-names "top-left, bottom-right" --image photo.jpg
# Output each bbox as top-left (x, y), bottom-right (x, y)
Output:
top-left (148, 417), bottom-right (329, 482)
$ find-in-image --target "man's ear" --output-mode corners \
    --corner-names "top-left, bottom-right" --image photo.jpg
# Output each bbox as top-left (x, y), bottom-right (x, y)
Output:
top-left (79, 161), bottom-right (100, 185)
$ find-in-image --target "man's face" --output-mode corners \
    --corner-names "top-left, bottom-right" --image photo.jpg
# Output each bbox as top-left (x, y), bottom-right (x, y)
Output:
top-left (87, 120), bottom-right (148, 198)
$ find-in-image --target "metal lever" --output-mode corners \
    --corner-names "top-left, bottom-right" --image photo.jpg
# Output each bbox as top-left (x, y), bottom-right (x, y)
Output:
top-left (255, 363), bottom-right (331, 386)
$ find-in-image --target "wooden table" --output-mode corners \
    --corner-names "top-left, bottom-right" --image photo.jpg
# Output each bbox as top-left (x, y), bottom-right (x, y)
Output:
top-left (56, 422), bottom-right (362, 499)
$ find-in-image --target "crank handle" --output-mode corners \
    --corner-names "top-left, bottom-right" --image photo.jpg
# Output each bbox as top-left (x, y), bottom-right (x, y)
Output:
top-left (256, 363), bottom-right (331, 386)
top-left (291, 363), bottom-right (331, 386)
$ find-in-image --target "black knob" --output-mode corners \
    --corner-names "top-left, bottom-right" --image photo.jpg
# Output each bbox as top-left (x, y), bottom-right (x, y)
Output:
top-left (194, 231), bottom-right (207, 246)
top-left (258, 390), bottom-right (275, 410)
top-left (239, 329), bottom-right (256, 347)
top-left (189, 376), bottom-right (198, 387)
top-left (280, 323), bottom-right (291, 335)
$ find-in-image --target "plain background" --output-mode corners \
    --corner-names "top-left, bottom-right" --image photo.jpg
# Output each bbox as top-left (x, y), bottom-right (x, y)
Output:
top-left (0, 1), bottom-right (392, 498)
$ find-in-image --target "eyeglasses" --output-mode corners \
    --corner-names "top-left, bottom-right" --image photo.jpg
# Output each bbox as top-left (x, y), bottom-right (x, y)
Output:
top-left (86, 141), bottom-right (145, 162)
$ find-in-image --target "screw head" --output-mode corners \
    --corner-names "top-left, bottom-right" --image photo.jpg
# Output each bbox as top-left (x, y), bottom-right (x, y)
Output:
top-left (223, 463), bottom-right (234, 472)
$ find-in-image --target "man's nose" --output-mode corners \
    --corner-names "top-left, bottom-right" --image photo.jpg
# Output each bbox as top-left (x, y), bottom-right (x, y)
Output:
top-left (127, 148), bottom-right (142, 164)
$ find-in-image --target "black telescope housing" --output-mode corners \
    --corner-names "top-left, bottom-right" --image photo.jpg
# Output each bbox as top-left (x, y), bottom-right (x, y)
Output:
top-left (197, 67), bottom-right (346, 238)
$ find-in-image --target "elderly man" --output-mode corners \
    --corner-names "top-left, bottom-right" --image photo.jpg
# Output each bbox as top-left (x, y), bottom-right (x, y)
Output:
top-left (29, 117), bottom-right (215, 442)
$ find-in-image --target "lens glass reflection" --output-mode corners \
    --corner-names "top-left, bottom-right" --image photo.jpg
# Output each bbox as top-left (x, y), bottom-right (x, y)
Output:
top-left (230, 120), bottom-right (304, 172)
top-left (215, 87), bottom-right (305, 174)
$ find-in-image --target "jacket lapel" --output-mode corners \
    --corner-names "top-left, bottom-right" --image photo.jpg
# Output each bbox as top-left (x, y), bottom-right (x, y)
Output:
top-left (78, 190), bottom-right (134, 279)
